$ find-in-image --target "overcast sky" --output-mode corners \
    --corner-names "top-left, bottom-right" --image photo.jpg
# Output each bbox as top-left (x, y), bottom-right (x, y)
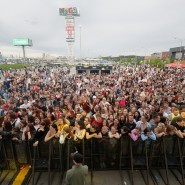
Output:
top-left (0, 0), bottom-right (185, 58)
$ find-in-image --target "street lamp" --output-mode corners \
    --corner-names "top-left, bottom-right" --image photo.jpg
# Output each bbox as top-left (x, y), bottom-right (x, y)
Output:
top-left (141, 47), bottom-right (147, 65)
top-left (79, 25), bottom-right (82, 61)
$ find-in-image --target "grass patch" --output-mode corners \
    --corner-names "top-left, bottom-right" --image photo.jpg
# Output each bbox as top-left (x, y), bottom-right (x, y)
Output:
top-left (0, 64), bottom-right (30, 70)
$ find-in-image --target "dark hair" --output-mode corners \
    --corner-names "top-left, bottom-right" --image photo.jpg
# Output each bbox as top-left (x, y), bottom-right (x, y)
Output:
top-left (176, 117), bottom-right (183, 122)
top-left (71, 152), bottom-right (83, 163)
top-left (152, 112), bottom-right (159, 119)
top-left (9, 113), bottom-right (16, 120)
top-left (160, 116), bottom-right (167, 124)
top-left (134, 111), bottom-right (141, 118)
top-left (143, 114), bottom-right (149, 121)
top-left (3, 121), bottom-right (12, 132)
top-left (48, 106), bottom-right (54, 113)
top-left (91, 124), bottom-right (98, 130)
top-left (40, 121), bottom-right (46, 127)
top-left (20, 120), bottom-right (27, 127)
top-left (43, 118), bottom-right (51, 127)
top-left (50, 124), bottom-right (58, 132)
top-left (50, 114), bottom-right (56, 121)
top-left (0, 116), bottom-right (5, 127)
top-left (27, 123), bottom-right (36, 134)
top-left (21, 108), bottom-right (27, 113)
top-left (28, 115), bottom-right (35, 123)
top-left (166, 125), bottom-right (175, 135)
top-left (143, 127), bottom-right (151, 135)
top-left (121, 126), bottom-right (129, 133)
top-left (77, 120), bottom-right (85, 129)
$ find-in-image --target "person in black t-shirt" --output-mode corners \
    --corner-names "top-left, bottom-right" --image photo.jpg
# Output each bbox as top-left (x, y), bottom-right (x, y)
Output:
top-left (86, 124), bottom-right (102, 140)
top-left (120, 126), bottom-right (130, 137)
top-left (125, 114), bottom-right (136, 132)
top-left (171, 117), bottom-right (185, 137)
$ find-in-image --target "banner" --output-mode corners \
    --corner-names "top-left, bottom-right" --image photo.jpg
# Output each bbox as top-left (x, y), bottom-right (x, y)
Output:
top-left (59, 7), bottom-right (80, 16)
top-left (65, 17), bottom-right (75, 42)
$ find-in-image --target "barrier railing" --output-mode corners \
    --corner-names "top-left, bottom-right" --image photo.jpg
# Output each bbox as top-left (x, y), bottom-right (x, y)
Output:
top-left (1, 136), bottom-right (185, 185)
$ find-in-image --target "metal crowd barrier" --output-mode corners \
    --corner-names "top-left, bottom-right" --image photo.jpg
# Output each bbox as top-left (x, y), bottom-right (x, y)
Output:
top-left (0, 139), bottom-right (18, 171)
top-left (1, 136), bottom-right (185, 185)
top-left (0, 139), bottom-right (20, 184)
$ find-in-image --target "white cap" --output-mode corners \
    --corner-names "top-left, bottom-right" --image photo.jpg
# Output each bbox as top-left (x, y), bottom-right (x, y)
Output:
top-left (93, 96), bottom-right (96, 99)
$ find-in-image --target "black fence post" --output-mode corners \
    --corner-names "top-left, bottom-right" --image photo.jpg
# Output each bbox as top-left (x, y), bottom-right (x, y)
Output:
top-left (90, 139), bottom-right (93, 185)
top-left (162, 137), bottom-right (170, 185)
top-left (129, 137), bottom-right (134, 185)
top-left (177, 137), bottom-right (185, 185)
top-left (59, 143), bottom-right (62, 171)
top-left (32, 146), bottom-right (36, 185)
top-left (48, 140), bottom-right (51, 185)
top-left (145, 141), bottom-right (149, 185)
top-left (67, 140), bottom-right (70, 170)
top-left (83, 139), bottom-right (85, 165)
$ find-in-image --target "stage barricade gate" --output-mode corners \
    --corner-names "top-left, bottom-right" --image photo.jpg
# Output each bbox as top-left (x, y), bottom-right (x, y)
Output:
top-left (48, 138), bottom-right (66, 185)
top-left (119, 136), bottom-right (134, 185)
top-left (29, 140), bottom-right (50, 185)
top-left (181, 138), bottom-right (185, 166)
top-left (0, 139), bottom-right (18, 185)
top-left (85, 137), bottom-right (120, 170)
top-left (84, 137), bottom-right (120, 185)
top-left (149, 136), bottom-right (184, 185)
top-left (66, 138), bottom-right (85, 170)
top-left (29, 138), bottom-right (67, 185)
top-left (0, 139), bottom-right (18, 171)
top-left (12, 140), bottom-right (29, 168)
top-left (149, 137), bottom-right (170, 185)
top-left (131, 138), bottom-right (152, 185)
top-left (149, 138), bottom-right (162, 168)
top-left (174, 137), bottom-right (185, 185)
top-left (162, 136), bottom-right (184, 185)
top-left (0, 139), bottom-right (3, 169)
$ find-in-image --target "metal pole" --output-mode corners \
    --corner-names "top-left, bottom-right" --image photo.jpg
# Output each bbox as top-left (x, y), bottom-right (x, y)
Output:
top-left (79, 25), bottom-right (82, 61)
top-left (22, 45), bottom-right (25, 62)
top-left (141, 47), bottom-right (146, 65)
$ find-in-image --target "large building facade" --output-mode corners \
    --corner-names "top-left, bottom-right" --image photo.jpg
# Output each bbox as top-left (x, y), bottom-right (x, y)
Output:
top-left (76, 65), bottom-right (113, 74)
top-left (170, 46), bottom-right (185, 60)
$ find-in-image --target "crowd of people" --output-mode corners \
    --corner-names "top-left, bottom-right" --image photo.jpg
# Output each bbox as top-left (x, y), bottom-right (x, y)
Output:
top-left (0, 64), bottom-right (185, 165)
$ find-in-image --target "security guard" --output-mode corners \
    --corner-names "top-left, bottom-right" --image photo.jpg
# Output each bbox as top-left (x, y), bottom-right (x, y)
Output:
top-left (64, 152), bottom-right (88, 185)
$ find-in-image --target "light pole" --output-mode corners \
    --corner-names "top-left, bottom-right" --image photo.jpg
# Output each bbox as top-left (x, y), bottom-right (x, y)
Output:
top-left (79, 25), bottom-right (82, 61)
top-left (141, 47), bottom-right (147, 65)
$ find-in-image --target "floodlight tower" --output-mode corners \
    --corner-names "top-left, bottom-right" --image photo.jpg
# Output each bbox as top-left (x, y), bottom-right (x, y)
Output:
top-left (59, 7), bottom-right (80, 64)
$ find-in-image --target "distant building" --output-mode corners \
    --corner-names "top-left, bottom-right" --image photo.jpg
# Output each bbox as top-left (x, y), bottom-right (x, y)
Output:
top-left (76, 65), bottom-right (112, 74)
top-left (136, 56), bottom-right (145, 61)
top-left (169, 46), bottom-right (185, 60)
top-left (42, 53), bottom-right (46, 59)
top-left (151, 52), bottom-right (161, 59)
top-left (161, 51), bottom-right (170, 59)
top-left (144, 56), bottom-right (151, 61)
top-left (125, 55), bottom-right (135, 59)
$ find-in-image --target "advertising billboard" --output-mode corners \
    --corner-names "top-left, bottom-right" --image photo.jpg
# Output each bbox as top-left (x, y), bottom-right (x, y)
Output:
top-left (13, 38), bottom-right (32, 46)
top-left (65, 17), bottom-right (75, 42)
top-left (59, 7), bottom-right (80, 16)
